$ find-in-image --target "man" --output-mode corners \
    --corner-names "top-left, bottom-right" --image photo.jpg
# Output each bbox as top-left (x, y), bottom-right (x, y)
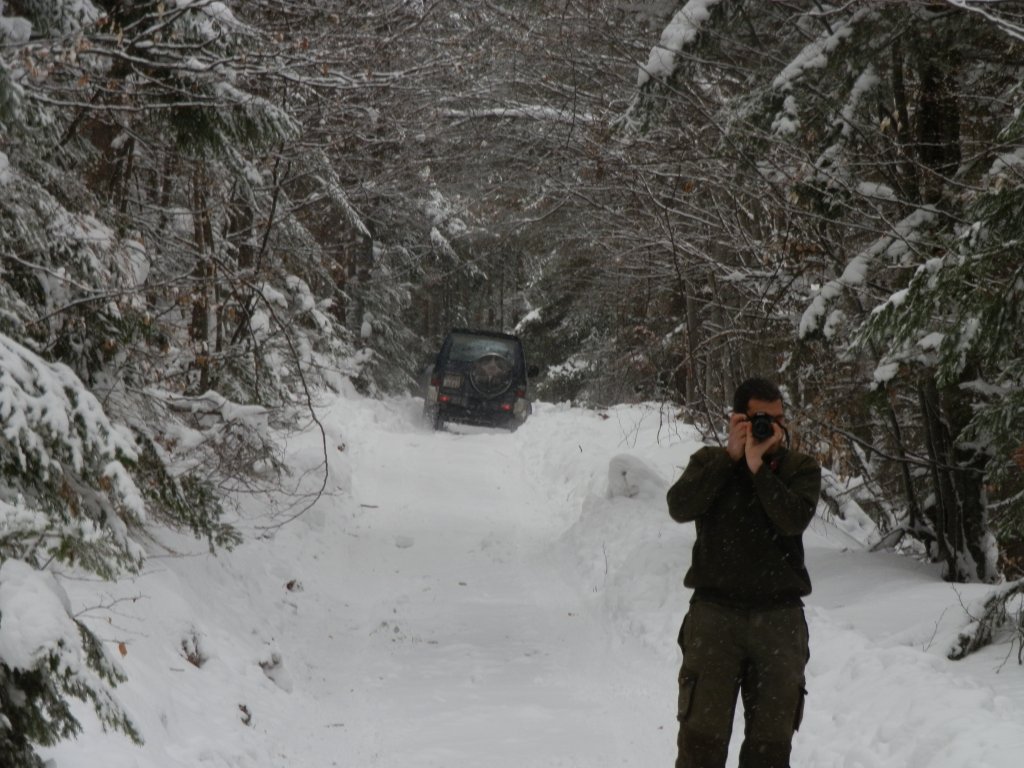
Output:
top-left (667, 377), bottom-right (822, 768)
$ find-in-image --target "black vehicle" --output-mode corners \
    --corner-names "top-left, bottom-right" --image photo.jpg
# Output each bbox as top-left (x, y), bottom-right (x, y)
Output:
top-left (423, 328), bottom-right (537, 431)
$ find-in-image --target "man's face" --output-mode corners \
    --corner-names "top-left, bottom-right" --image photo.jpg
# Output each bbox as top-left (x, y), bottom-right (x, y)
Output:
top-left (749, 399), bottom-right (786, 423)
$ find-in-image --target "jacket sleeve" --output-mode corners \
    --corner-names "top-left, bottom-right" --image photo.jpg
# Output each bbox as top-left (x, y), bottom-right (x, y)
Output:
top-left (667, 446), bottom-right (734, 523)
top-left (751, 453), bottom-right (822, 536)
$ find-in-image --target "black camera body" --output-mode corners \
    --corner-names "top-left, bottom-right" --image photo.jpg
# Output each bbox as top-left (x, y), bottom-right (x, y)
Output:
top-left (748, 412), bottom-right (776, 442)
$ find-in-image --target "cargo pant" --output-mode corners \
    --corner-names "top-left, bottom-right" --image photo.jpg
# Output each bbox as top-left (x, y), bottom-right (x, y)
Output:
top-left (675, 600), bottom-right (809, 768)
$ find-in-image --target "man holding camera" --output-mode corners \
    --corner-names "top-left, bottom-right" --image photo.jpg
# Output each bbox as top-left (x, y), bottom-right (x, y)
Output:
top-left (667, 378), bottom-right (822, 768)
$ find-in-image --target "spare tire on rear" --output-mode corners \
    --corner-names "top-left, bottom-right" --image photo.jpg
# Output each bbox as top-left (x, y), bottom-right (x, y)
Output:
top-left (469, 353), bottom-right (514, 397)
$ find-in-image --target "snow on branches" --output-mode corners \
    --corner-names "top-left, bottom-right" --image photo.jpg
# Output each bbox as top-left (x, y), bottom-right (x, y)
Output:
top-left (800, 207), bottom-right (938, 343)
top-left (637, 0), bottom-right (723, 88)
top-left (0, 558), bottom-right (141, 761)
top-left (0, 332), bottom-right (146, 573)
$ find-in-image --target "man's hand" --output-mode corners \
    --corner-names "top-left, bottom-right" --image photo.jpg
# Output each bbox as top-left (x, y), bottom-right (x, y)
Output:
top-left (744, 420), bottom-right (784, 474)
top-left (728, 412), bottom-right (785, 473)
top-left (726, 413), bottom-right (748, 463)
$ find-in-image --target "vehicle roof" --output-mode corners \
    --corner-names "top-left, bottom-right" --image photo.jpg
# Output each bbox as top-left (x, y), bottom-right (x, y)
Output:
top-left (445, 327), bottom-right (522, 342)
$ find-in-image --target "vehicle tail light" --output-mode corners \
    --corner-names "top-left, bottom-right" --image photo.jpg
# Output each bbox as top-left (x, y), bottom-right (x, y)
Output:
top-left (514, 388), bottom-right (526, 398)
top-left (430, 376), bottom-right (442, 387)
top-left (439, 394), bottom-right (452, 403)
top-left (501, 403), bottom-right (513, 412)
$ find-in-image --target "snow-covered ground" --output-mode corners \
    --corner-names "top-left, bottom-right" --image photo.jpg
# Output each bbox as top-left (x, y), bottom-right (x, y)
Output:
top-left (42, 390), bottom-right (1024, 767)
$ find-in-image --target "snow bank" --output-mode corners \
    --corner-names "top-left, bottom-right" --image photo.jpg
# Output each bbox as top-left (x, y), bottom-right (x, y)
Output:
top-left (799, 610), bottom-right (1024, 768)
top-left (0, 559), bottom-right (78, 671)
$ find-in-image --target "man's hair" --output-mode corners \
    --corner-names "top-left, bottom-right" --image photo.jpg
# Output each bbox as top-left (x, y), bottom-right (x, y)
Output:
top-left (733, 377), bottom-right (784, 413)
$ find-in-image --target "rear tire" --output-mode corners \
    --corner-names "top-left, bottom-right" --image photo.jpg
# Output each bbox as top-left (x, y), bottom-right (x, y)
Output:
top-left (424, 405), bottom-right (444, 431)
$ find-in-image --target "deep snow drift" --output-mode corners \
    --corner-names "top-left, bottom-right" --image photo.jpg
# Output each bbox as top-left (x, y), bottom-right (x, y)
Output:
top-left (41, 390), bottom-right (1024, 767)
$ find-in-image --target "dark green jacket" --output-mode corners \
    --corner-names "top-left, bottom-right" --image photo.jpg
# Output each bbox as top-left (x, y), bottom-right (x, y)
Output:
top-left (667, 446), bottom-right (822, 608)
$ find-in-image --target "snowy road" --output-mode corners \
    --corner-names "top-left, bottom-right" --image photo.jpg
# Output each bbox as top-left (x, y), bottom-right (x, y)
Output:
top-left (43, 393), bottom-right (1024, 768)
top-left (273, 407), bottom-right (672, 767)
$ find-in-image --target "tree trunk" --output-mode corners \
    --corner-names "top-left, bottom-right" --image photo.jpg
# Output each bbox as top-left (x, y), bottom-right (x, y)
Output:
top-left (915, 58), bottom-right (961, 205)
top-left (917, 374), bottom-right (994, 582)
top-left (944, 369), bottom-right (996, 581)
top-left (918, 376), bottom-right (961, 579)
top-left (889, 38), bottom-right (921, 205)
top-left (884, 398), bottom-right (922, 535)
top-left (190, 167), bottom-right (216, 394)
top-left (684, 285), bottom-right (701, 408)
top-left (350, 233), bottom-right (374, 342)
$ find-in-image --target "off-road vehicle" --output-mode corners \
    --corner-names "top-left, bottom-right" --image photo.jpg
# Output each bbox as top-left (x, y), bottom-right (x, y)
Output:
top-left (423, 328), bottom-right (537, 431)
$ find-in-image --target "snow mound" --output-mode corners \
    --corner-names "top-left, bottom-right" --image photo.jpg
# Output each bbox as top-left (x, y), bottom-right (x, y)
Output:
top-left (558, 453), bottom-right (691, 658)
top-left (0, 559), bottom-right (77, 671)
top-left (607, 454), bottom-right (667, 501)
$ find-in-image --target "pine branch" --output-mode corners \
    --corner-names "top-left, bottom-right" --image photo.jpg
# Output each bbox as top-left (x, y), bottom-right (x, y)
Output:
top-left (948, 579), bottom-right (1024, 661)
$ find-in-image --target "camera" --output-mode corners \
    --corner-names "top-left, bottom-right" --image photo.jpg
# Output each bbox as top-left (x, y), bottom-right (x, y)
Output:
top-left (748, 412), bottom-right (776, 442)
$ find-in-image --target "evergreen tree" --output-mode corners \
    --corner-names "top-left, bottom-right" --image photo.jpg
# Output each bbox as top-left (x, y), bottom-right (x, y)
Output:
top-left (620, 0), bottom-right (1024, 580)
top-left (0, 1), bottom-right (318, 759)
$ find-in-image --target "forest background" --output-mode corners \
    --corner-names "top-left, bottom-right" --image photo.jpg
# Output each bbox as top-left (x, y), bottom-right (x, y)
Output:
top-left (2, 1), bottom-right (1024, 764)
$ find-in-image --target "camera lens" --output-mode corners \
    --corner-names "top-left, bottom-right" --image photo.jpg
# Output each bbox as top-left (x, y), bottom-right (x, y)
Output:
top-left (749, 414), bottom-right (775, 441)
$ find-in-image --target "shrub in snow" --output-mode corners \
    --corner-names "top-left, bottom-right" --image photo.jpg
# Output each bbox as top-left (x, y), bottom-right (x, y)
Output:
top-left (0, 559), bottom-right (140, 768)
top-left (1, 333), bottom-right (145, 577)
top-left (948, 579), bottom-right (1024, 662)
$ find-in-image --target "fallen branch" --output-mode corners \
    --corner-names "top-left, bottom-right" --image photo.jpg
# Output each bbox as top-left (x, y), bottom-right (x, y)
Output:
top-left (948, 579), bottom-right (1024, 662)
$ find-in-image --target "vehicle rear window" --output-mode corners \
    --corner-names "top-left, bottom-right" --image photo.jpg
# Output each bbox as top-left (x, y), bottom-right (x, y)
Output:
top-left (447, 334), bottom-right (519, 364)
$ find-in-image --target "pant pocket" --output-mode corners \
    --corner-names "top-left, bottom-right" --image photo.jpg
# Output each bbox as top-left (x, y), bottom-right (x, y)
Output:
top-left (677, 667), bottom-right (698, 722)
top-left (793, 685), bottom-right (808, 732)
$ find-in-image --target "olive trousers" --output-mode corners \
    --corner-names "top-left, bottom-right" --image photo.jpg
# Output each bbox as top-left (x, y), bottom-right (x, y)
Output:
top-left (675, 600), bottom-right (808, 768)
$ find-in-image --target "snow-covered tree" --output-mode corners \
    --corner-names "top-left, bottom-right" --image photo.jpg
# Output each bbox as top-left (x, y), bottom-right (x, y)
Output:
top-left (1, 0), bottom-right (340, 760)
top-left (0, 335), bottom-right (148, 765)
top-left (619, 0), bottom-right (1024, 581)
